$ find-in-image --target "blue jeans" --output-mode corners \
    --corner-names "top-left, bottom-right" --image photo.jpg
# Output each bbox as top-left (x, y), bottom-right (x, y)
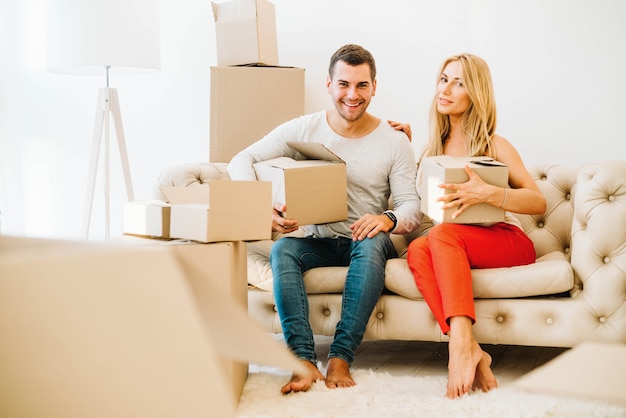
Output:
top-left (270, 234), bottom-right (397, 366)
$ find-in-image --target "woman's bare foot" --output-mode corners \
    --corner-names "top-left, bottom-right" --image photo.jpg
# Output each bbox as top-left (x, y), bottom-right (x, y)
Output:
top-left (281, 360), bottom-right (325, 394)
top-left (446, 316), bottom-right (494, 399)
top-left (325, 357), bottom-right (356, 389)
top-left (472, 351), bottom-right (498, 393)
top-left (447, 335), bottom-right (483, 398)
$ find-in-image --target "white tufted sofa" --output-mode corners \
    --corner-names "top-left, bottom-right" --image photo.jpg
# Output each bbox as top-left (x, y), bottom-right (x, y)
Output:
top-left (154, 160), bottom-right (626, 348)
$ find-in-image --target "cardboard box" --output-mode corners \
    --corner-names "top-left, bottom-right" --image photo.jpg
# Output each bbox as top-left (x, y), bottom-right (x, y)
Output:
top-left (122, 200), bottom-right (171, 238)
top-left (209, 66), bottom-right (305, 162)
top-left (514, 342), bottom-right (626, 406)
top-left (162, 180), bottom-right (272, 243)
top-left (253, 142), bottom-right (348, 225)
top-left (420, 156), bottom-right (509, 224)
top-left (0, 236), bottom-right (307, 418)
top-left (211, 0), bottom-right (278, 66)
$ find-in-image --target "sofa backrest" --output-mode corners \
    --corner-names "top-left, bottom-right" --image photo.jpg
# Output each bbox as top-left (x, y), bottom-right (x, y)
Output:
top-left (514, 163), bottom-right (580, 260)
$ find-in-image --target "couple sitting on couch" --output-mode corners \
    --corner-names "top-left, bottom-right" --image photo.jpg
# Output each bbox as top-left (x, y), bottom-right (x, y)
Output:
top-left (227, 44), bottom-right (546, 399)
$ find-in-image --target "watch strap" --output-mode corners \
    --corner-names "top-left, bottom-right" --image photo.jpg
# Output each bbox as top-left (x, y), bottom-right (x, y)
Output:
top-left (383, 210), bottom-right (397, 230)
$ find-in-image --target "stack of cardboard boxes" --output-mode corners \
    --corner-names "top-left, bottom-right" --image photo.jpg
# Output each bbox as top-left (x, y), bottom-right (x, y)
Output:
top-left (210, 0), bottom-right (305, 163)
top-left (124, 0), bottom-right (310, 242)
top-left (117, 0), bottom-right (312, 407)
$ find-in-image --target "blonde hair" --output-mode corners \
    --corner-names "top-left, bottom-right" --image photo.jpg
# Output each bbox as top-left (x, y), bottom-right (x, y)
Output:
top-left (419, 53), bottom-right (497, 161)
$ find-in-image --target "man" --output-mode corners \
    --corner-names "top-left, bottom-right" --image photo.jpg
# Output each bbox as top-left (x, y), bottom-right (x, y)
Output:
top-left (228, 44), bottom-right (421, 393)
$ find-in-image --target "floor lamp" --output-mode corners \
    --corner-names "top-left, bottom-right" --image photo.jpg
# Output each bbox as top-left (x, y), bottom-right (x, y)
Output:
top-left (45, 0), bottom-right (161, 240)
top-left (83, 67), bottom-right (135, 240)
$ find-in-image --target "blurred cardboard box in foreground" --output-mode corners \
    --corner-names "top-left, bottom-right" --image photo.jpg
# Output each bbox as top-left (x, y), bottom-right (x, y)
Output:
top-left (0, 236), bottom-right (306, 418)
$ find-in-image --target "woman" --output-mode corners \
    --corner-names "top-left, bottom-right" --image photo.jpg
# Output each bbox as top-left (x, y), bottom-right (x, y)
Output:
top-left (407, 54), bottom-right (546, 399)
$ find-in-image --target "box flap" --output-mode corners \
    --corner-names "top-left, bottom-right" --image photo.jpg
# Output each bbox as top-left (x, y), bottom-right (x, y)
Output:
top-left (209, 179), bottom-right (271, 211)
top-left (256, 156), bottom-right (300, 169)
top-left (162, 181), bottom-right (271, 211)
top-left (287, 142), bottom-right (344, 163)
top-left (429, 155), bottom-right (507, 169)
top-left (212, 0), bottom-right (258, 22)
top-left (161, 185), bottom-right (211, 205)
top-left (126, 199), bottom-right (170, 207)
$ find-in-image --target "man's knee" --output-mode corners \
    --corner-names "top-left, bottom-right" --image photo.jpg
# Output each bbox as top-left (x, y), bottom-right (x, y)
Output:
top-left (352, 233), bottom-right (394, 260)
top-left (270, 236), bottom-right (301, 260)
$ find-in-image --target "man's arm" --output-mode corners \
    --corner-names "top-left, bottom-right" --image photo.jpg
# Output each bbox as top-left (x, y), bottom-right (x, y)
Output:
top-left (227, 118), bottom-right (304, 232)
top-left (387, 138), bottom-right (422, 234)
top-left (227, 119), bottom-right (300, 181)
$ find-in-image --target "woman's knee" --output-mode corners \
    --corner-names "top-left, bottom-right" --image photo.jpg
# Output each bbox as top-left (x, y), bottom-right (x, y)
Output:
top-left (407, 237), bottom-right (428, 269)
top-left (425, 223), bottom-right (466, 246)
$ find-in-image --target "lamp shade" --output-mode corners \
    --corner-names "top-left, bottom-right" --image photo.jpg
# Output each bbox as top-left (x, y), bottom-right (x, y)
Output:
top-left (46, 0), bottom-right (161, 76)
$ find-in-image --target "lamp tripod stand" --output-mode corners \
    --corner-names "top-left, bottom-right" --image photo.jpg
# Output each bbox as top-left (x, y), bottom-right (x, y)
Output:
top-left (82, 66), bottom-right (134, 240)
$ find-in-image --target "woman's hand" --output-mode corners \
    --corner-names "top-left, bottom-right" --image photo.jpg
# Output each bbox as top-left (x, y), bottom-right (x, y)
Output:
top-left (387, 120), bottom-right (412, 142)
top-left (438, 165), bottom-right (503, 219)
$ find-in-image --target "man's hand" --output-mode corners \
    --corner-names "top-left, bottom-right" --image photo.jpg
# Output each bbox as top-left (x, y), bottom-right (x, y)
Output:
top-left (387, 120), bottom-right (412, 142)
top-left (272, 202), bottom-right (299, 233)
top-left (349, 213), bottom-right (394, 241)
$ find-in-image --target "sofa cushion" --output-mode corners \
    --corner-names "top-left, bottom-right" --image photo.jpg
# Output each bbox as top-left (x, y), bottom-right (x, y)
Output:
top-left (383, 251), bottom-right (574, 300)
top-left (247, 229), bottom-right (424, 292)
top-left (249, 240), bottom-right (574, 299)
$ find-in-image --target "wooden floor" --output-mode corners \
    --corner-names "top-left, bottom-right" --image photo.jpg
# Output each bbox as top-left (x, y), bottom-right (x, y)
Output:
top-left (309, 335), bottom-right (569, 386)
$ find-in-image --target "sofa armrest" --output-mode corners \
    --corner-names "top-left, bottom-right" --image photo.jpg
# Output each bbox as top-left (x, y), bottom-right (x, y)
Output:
top-left (570, 161), bottom-right (626, 309)
top-left (152, 162), bottom-right (230, 201)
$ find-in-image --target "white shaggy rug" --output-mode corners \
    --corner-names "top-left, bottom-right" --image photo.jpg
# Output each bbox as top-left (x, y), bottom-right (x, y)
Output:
top-left (237, 365), bottom-right (626, 418)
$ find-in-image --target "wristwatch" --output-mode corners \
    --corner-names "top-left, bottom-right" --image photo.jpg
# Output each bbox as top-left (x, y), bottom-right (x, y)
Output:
top-left (383, 210), bottom-right (397, 231)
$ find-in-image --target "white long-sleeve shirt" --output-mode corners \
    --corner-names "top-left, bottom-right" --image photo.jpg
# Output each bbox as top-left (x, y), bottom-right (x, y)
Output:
top-left (228, 111), bottom-right (422, 239)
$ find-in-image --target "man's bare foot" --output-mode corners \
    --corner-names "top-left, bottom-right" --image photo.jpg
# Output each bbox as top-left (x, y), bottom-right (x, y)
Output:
top-left (325, 357), bottom-right (356, 389)
top-left (472, 351), bottom-right (498, 393)
top-left (446, 335), bottom-right (483, 399)
top-left (281, 360), bottom-right (325, 394)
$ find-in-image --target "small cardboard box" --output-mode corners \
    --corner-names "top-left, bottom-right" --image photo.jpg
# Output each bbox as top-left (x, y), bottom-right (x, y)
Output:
top-left (211, 0), bottom-right (278, 66)
top-left (253, 142), bottom-right (348, 226)
top-left (209, 66), bottom-right (305, 162)
top-left (420, 156), bottom-right (509, 224)
top-left (162, 180), bottom-right (272, 243)
top-left (122, 200), bottom-right (171, 238)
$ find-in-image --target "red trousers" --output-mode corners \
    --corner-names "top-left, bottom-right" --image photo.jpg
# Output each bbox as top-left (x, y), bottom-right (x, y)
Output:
top-left (406, 222), bottom-right (535, 334)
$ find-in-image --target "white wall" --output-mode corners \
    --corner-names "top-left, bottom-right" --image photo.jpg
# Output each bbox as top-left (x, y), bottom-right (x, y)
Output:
top-left (1, 0), bottom-right (625, 240)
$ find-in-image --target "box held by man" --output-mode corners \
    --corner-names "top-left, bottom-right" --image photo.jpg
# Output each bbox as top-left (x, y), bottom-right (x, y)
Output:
top-left (253, 142), bottom-right (347, 226)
